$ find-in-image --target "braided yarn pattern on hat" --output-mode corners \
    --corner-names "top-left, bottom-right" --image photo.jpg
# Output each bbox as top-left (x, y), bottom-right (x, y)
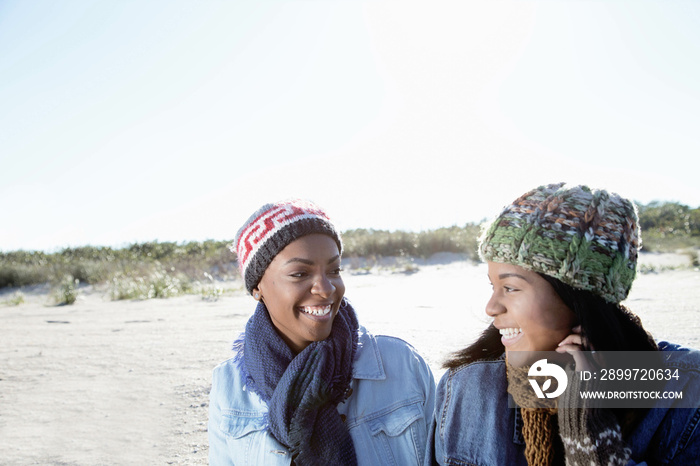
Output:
top-left (479, 183), bottom-right (639, 303)
top-left (233, 199), bottom-right (343, 294)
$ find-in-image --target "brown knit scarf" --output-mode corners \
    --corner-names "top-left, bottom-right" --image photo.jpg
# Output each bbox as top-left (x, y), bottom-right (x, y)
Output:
top-left (508, 359), bottom-right (632, 466)
top-left (506, 361), bottom-right (559, 466)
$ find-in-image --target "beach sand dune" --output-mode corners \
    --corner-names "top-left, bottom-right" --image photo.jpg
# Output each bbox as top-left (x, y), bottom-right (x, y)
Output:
top-left (1, 256), bottom-right (698, 465)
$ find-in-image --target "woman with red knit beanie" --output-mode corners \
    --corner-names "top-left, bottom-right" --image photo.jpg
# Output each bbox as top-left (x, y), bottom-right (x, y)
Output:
top-left (209, 199), bottom-right (435, 465)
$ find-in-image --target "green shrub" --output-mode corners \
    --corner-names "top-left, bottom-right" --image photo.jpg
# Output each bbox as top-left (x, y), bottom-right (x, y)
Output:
top-left (201, 272), bottom-right (223, 301)
top-left (53, 275), bottom-right (79, 305)
top-left (682, 249), bottom-right (700, 267)
top-left (108, 268), bottom-right (193, 301)
top-left (147, 270), bottom-right (184, 299)
top-left (0, 263), bottom-right (50, 288)
top-left (109, 273), bottom-right (150, 300)
top-left (2, 203), bottom-right (698, 293)
top-left (342, 224), bottom-right (481, 260)
top-left (638, 201), bottom-right (700, 236)
top-left (1, 240), bottom-right (237, 292)
top-left (639, 230), bottom-right (700, 253)
top-left (201, 285), bottom-right (223, 301)
top-left (2, 291), bottom-right (25, 306)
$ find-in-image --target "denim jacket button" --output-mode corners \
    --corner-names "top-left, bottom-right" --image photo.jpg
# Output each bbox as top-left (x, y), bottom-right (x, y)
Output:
top-left (340, 414), bottom-right (347, 423)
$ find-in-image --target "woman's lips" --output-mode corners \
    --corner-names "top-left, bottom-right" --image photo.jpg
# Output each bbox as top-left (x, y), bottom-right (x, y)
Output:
top-left (297, 304), bottom-right (333, 320)
top-left (500, 327), bottom-right (523, 346)
top-left (298, 304), bottom-right (332, 317)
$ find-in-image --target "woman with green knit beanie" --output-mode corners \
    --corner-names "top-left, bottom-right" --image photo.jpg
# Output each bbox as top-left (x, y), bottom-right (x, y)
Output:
top-left (426, 182), bottom-right (700, 465)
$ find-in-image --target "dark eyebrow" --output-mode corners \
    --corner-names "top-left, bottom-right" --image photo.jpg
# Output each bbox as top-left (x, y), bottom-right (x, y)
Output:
top-left (284, 258), bottom-right (313, 266)
top-left (498, 273), bottom-right (530, 282)
top-left (284, 255), bottom-right (340, 266)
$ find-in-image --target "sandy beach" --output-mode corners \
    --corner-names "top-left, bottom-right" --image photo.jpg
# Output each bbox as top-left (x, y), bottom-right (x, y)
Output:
top-left (1, 253), bottom-right (698, 465)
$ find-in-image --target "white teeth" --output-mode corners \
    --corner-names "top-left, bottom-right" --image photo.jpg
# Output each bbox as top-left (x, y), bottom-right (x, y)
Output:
top-left (300, 305), bottom-right (332, 316)
top-left (499, 328), bottom-right (522, 338)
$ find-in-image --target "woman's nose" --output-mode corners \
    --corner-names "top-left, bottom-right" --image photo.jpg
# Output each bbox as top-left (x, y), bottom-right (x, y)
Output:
top-left (485, 293), bottom-right (505, 317)
top-left (311, 275), bottom-right (335, 297)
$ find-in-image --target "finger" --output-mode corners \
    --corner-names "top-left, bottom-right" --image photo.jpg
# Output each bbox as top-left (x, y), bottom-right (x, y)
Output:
top-left (558, 334), bottom-right (584, 348)
top-left (568, 326), bottom-right (596, 350)
top-left (556, 343), bottom-right (598, 371)
top-left (556, 343), bottom-right (583, 354)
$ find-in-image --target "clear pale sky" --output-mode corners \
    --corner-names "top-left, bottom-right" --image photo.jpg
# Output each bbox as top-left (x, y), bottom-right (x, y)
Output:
top-left (2, 1), bottom-right (699, 252)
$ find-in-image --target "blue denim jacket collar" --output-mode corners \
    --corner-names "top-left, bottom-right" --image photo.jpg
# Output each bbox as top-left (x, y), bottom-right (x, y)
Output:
top-left (353, 327), bottom-right (386, 381)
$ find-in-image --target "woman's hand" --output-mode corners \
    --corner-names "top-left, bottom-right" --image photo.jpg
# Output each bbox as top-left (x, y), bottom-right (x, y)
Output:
top-left (556, 325), bottom-right (599, 372)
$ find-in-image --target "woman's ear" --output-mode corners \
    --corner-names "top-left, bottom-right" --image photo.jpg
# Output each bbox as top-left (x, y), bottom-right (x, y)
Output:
top-left (252, 287), bottom-right (262, 301)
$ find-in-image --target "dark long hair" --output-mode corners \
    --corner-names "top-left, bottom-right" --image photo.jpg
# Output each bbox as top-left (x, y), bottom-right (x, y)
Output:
top-left (444, 273), bottom-right (657, 370)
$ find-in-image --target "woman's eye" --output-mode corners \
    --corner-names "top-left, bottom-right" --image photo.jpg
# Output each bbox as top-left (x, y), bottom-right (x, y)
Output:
top-left (504, 286), bottom-right (517, 293)
top-left (329, 268), bottom-right (342, 275)
top-left (290, 272), bottom-right (307, 278)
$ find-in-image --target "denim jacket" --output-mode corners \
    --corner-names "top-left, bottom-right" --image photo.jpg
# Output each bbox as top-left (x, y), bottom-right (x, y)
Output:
top-left (209, 326), bottom-right (436, 465)
top-left (426, 341), bottom-right (700, 466)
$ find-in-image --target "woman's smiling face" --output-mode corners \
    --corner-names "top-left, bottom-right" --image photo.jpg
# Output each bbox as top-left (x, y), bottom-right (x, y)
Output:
top-left (253, 234), bottom-right (345, 354)
top-left (486, 262), bottom-right (576, 354)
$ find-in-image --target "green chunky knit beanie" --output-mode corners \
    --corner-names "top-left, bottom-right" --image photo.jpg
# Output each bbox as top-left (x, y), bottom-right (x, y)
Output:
top-left (479, 182), bottom-right (640, 304)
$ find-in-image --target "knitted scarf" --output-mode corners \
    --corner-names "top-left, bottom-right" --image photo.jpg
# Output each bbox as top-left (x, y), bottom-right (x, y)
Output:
top-left (557, 373), bottom-right (632, 466)
top-left (238, 298), bottom-right (359, 465)
top-left (506, 362), bottom-right (559, 466)
top-left (507, 360), bottom-right (631, 466)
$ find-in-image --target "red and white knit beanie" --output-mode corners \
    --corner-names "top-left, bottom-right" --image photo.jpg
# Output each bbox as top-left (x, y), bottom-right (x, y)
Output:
top-left (233, 200), bottom-right (343, 294)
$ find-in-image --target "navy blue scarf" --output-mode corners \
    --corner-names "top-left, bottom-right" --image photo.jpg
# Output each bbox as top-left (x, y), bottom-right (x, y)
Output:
top-left (239, 298), bottom-right (359, 465)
